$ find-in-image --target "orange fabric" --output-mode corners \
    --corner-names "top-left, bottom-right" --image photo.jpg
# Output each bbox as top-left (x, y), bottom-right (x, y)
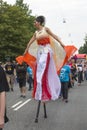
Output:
top-left (23, 52), bottom-right (36, 74)
top-left (37, 37), bottom-right (50, 45)
top-left (16, 45), bottom-right (77, 75)
top-left (16, 56), bottom-right (24, 65)
top-left (57, 45), bottom-right (77, 74)
top-left (64, 45), bottom-right (77, 64)
top-left (16, 53), bottom-right (36, 74)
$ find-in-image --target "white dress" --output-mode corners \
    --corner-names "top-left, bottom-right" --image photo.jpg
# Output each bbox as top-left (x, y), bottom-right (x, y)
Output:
top-left (29, 27), bottom-right (65, 101)
top-left (17, 28), bottom-right (77, 101)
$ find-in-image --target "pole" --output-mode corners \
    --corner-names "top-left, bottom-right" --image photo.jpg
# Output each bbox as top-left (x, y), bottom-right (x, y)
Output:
top-left (43, 102), bottom-right (47, 118)
top-left (35, 100), bottom-right (41, 123)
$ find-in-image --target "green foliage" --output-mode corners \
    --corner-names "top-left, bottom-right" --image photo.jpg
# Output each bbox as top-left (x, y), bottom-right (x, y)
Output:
top-left (0, 0), bottom-right (35, 61)
top-left (79, 34), bottom-right (87, 54)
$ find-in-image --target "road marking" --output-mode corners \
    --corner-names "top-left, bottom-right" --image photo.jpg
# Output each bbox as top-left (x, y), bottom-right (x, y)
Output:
top-left (13, 99), bottom-right (31, 111)
top-left (11, 101), bottom-right (23, 108)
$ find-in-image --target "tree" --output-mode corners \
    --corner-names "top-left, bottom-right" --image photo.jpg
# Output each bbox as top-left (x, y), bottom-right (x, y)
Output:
top-left (79, 34), bottom-right (87, 54)
top-left (0, 0), bottom-right (35, 61)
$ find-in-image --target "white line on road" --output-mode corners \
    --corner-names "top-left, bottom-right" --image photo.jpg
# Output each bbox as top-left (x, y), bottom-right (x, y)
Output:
top-left (11, 101), bottom-right (23, 108)
top-left (13, 99), bottom-right (31, 111)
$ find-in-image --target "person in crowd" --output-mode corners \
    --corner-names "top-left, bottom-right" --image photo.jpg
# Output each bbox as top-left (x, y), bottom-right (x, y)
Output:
top-left (77, 61), bottom-right (83, 81)
top-left (83, 64), bottom-right (87, 80)
top-left (70, 62), bottom-right (77, 86)
top-left (24, 15), bottom-right (65, 122)
top-left (27, 66), bottom-right (33, 91)
top-left (67, 60), bottom-right (73, 89)
top-left (77, 61), bottom-right (83, 85)
top-left (16, 62), bottom-right (27, 98)
top-left (59, 63), bottom-right (71, 103)
top-left (0, 65), bottom-right (9, 130)
top-left (77, 67), bottom-right (82, 86)
top-left (5, 61), bottom-right (15, 91)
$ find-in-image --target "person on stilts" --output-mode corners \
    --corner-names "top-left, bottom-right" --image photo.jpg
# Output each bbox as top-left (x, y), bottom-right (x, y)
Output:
top-left (24, 15), bottom-right (66, 123)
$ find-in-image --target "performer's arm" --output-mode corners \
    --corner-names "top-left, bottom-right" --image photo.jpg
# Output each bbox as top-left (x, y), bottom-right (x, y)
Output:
top-left (46, 27), bottom-right (65, 48)
top-left (24, 33), bottom-right (36, 55)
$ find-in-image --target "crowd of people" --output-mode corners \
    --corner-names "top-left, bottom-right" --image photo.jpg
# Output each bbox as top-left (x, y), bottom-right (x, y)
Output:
top-left (0, 60), bottom-right (34, 129)
top-left (0, 15), bottom-right (87, 128)
top-left (59, 58), bottom-right (87, 103)
top-left (0, 56), bottom-right (87, 127)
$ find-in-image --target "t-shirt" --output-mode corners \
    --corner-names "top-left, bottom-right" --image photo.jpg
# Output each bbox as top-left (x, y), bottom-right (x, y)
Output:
top-left (16, 63), bottom-right (27, 79)
top-left (59, 65), bottom-right (71, 82)
top-left (5, 64), bottom-right (14, 75)
top-left (77, 64), bottom-right (82, 72)
top-left (27, 66), bottom-right (33, 77)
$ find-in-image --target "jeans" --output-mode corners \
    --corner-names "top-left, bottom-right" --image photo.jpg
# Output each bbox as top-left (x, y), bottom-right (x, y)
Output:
top-left (84, 71), bottom-right (87, 80)
top-left (61, 82), bottom-right (69, 99)
top-left (27, 76), bottom-right (33, 90)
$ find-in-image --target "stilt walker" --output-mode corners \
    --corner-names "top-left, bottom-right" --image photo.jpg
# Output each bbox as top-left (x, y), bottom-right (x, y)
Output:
top-left (23, 15), bottom-right (74, 123)
top-left (15, 11), bottom-right (77, 122)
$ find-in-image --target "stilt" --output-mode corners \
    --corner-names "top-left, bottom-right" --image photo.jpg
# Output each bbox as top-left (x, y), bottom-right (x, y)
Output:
top-left (35, 100), bottom-right (41, 123)
top-left (0, 128), bottom-right (3, 130)
top-left (43, 102), bottom-right (47, 118)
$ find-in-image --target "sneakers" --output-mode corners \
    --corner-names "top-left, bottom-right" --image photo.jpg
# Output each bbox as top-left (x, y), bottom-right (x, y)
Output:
top-left (62, 98), bottom-right (68, 103)
top-left (9, 88), bottom-right (14, 92)
top-left (22, 95), bottom-right (26, 98)
top-left (20, 95), bottom-right (23, 97)
top-left (28, 88), bottom-right (31, 91)
top-left (20, 95), bottom-right (26, 98)
top-left (65, 100), bottom-right (68, 103)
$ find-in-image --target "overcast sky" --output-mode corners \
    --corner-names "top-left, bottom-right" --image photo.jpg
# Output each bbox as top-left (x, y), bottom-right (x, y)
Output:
top-left (4, 0), bottom-right (87, 50)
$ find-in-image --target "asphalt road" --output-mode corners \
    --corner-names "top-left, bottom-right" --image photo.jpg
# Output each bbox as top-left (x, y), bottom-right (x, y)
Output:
top-left (4, 81), bottom-right (87, 130)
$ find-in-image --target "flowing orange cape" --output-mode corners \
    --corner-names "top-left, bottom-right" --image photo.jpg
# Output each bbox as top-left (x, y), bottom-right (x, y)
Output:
top-left (63, 45), bottom-right (77, 65)
top-left (16, 40), bottom-right (77, 75)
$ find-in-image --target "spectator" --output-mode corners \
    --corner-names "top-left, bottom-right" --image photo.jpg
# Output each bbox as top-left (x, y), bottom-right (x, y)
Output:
top-left (27, 66), bottom-right (33, 91)
top-left (59, 64), bottom-right (71, 103)
top-left (16, 62), bottom-right (27, 98)
top-left (5, 61), bottom-right (15, 91)
top-left (0, 65), bottom-right (9, 130)
top-left (71, 63), bottom-right (77, 86)
top-left (77, 67), bottom-right (82, 86)
top-left (83, 64), bottom-right (87, 80)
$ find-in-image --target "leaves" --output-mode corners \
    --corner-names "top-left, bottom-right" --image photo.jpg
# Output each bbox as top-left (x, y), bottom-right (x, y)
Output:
top-left (0, 0), bottom-right (35, 61)
top-left (79, 34), bottom-right (87, 54)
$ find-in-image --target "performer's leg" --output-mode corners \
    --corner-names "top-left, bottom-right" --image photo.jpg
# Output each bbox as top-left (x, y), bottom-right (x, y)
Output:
top-left (0, 128), bottom-right (2, 130)
top-left (43, 102), bottom-right (47, 118)
top-left (35, 100), bottom-right (41, 123)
